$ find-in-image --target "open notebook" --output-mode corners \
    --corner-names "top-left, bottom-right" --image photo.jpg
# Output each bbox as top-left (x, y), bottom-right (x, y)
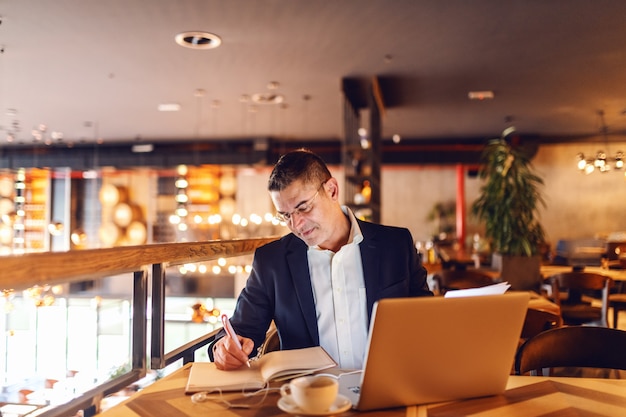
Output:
top-left (338, 292), bottom-right (530, 411)
top-left (185, 346), bottom-right (336, 393)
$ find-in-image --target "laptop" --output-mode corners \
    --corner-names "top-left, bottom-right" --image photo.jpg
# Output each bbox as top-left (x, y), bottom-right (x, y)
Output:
top-left (338, 292), bottom-right (529, 411)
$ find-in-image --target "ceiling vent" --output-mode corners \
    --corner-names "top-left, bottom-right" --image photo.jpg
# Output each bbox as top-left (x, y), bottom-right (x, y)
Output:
top-left (175, 31), bottom-right (222, 50)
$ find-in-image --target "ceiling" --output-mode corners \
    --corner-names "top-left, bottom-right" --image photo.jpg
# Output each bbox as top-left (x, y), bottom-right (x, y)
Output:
top-left (2, 0), bottom-right (626, 149)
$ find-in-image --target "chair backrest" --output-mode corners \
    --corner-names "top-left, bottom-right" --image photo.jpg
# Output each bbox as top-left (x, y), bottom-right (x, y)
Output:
top-left (432, 269), bottom-right (495, 295)
top-left (259, 325), bottom-right (280, 356)
top-left (550, 272), bottom-right (612, 293)
top-left (613, 244), bottom-right (626, 270)
top-left (606, 241), bottom-right (626, 261)
top-left (520, 308), bottom-right (561, 340)
top-left (515, 326), bottom-right (626, 376)
top-left (549, 272), bottom-right (612, 326)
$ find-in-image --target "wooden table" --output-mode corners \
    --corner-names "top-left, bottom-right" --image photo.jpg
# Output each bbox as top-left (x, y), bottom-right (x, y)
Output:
top-left (97, 364), bottom-right (626, 416)
top-left (527, 291), bottom-right (560, 316)
top-left (423, 376), bottom-right (626, 416)
top-left (541, 265), bottom-right (626, 282)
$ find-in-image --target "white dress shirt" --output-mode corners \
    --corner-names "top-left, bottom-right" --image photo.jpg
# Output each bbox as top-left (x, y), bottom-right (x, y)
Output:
top-left (307, 207), bottom-right (367, 369)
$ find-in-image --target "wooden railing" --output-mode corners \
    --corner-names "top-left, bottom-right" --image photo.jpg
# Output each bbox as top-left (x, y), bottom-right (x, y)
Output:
top-left (0, 237), bottom-right (278, 417)
top-left (1, 238), bottom-right (277, 291)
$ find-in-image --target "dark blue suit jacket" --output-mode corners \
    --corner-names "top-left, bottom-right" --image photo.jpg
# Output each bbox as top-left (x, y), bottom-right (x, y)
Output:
top-left (221, 219), bottom-right (432, 356)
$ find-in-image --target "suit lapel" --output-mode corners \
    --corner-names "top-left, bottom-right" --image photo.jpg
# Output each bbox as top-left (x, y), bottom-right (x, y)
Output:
top-left (358, 220), bottom-right (381, 322)
top-left (285, 237), bottom-right (319, 343)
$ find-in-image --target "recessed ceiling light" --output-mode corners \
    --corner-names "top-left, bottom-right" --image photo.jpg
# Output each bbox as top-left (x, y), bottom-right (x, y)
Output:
top-left (175, 31), bottom-right (222, 50)
top-left (158, 103), bottom-right (181, 112)
top-left (468, 91), bottom-right (495, 100)
top-left (132, 144), bottom-right (154, 153)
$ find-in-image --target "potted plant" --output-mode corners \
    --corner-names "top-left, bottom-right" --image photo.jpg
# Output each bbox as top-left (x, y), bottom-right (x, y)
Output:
top-left (471, 130), bottom-right (547, 291)
top-left (426, 201), bottom-right (456, 239)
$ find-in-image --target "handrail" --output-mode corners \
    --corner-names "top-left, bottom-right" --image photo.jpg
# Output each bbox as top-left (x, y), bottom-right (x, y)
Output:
top-left (0, 237), bottom-right (279, 292)
top-left (161, 328), bottom-right (222, 367)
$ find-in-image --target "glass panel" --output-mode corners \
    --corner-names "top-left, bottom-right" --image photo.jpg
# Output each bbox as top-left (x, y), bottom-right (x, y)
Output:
top-left (0, 282), bottom-right (133, 406)
top-left (160, 254), bottom-right (254, 361)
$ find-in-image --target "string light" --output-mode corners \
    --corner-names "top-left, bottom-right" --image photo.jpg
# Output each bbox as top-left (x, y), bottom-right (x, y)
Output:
top-left (171, 165), bottom-right (190, 232)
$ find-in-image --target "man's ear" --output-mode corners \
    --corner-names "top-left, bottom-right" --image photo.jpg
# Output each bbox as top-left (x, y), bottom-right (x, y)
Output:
top-left (325, 178), bottom-right (340, 200)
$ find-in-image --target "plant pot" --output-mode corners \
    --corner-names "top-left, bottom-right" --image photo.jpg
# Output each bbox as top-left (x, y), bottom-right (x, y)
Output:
top-left (492, 253), bottom-right (542, 292)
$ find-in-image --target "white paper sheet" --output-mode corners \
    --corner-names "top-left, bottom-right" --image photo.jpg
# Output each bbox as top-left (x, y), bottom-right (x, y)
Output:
top-left (443, 282), bottom-right (511, 298)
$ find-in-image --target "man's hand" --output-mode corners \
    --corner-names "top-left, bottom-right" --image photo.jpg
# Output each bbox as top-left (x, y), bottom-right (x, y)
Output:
top-left (213, 334), bottom-right (254, 370)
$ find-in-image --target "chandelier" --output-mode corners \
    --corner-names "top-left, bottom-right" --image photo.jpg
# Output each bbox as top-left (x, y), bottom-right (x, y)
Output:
top-left (576, 150), bottom-right (624, 174)
top-left (576, 110), bottom-right (624, 174)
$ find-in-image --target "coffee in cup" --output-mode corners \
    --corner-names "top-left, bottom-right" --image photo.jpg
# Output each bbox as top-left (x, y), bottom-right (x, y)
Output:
top-left (280, 375), bottom-right (339, 413)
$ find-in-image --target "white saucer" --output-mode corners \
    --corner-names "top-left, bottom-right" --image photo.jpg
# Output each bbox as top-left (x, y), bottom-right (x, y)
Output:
top-left (277, 394), bottom-right (352, 416)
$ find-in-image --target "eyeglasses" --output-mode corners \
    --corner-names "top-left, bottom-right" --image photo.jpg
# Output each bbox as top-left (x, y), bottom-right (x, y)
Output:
top-left (275, 182), bottom-right (326, 223)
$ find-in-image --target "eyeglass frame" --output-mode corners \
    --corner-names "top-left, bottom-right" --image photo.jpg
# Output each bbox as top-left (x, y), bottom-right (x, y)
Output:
top-left (274, 180), bottom-right (328, 223)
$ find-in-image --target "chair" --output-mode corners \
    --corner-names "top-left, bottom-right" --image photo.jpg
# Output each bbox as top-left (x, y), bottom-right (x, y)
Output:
top-left (520, 307), bottom-right (561, 341)
top-left (549, 272), bottom-right (612, 327)
top-left (431, 269), bottom-right (495, 295)
top-left (45, 378), bottom-right (59, 389)
top-left (610, 292), bottom-right (626, 329)
top-left (515, 326), bottom-right (626, 376)
top-left (258, 324), bottom-right (280, 356)
top-left (18, 389), bottom-right (34, 404)
top-left (606, 245), bottom-right (626, 328)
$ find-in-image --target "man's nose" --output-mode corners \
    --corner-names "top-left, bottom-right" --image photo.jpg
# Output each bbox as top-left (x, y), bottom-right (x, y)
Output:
top-left (290, 211), bottom-right (305, 226)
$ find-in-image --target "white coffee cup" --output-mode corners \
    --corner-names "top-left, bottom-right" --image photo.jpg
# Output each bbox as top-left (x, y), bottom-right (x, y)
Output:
top-left (280, 375), bottom-right (339, 413)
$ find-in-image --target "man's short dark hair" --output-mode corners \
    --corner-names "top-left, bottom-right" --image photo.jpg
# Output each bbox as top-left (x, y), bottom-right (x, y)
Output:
top-left (268, 149), bottom-right (332, 191)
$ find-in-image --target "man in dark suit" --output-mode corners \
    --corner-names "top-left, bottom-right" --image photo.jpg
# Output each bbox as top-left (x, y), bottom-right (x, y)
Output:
top-left (212, 149), bottom-right (432, 370)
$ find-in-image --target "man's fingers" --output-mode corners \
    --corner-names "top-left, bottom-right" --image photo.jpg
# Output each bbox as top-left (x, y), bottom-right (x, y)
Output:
top-left (214, 337), bottom-right (250, 370)
top-left (241, 338), bottom-right (254, 356)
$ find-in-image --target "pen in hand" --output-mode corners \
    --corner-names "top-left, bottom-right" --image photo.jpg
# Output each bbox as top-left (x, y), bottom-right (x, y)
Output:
top-left (221, 314), bottom-right (251, 368)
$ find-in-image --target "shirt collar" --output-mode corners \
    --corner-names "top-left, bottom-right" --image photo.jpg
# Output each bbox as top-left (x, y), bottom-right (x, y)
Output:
top-left (342, 205), bottom-right (364, 245)
top-left (309, 206), bottom-right (363, 250)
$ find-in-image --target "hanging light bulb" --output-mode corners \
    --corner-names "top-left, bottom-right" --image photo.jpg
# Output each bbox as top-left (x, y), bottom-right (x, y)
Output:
top-left (175, 177), bottom-right (188, 189)
top-left (175, 205), bottom-right (188, 217)
top-left (577, 153), bottom-right (587, 170)
top-left (175, 189), bottom-right (188, 203)
top-left (615, 151), bottom-right (624, 169)
top-left (594, 151), bottom-right (605, 166)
